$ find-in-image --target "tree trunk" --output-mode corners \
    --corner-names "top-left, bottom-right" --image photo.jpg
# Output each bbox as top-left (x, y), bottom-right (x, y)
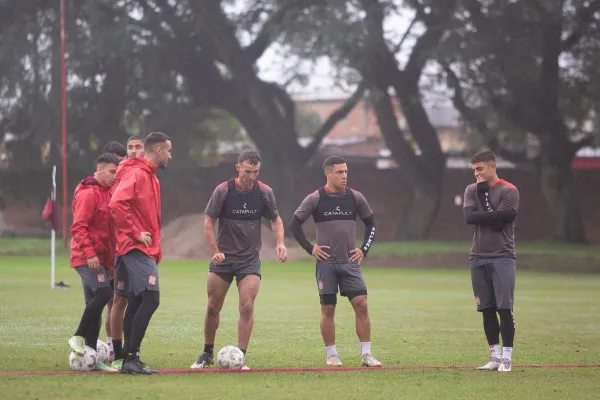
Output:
top-left (396, 178), bottom-right (442, 240)
top-left (537, 142), bottom-right (586, 243)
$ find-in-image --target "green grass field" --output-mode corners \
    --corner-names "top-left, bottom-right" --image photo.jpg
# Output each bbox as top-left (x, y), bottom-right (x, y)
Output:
top-left (1, 241), bottom-right (599, 399)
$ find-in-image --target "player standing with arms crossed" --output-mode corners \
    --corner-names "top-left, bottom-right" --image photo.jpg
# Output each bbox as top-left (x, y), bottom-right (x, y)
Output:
top-left (289, 156), bottom-right (382, 368)
top-left (68, 153), bottom-right (121, 371)
top-left (191, 149), bottom-right (288, 370)
top-left (109, 132), bottom-right (171, 374)
top-left (463, 150), bottom-right (520, 372)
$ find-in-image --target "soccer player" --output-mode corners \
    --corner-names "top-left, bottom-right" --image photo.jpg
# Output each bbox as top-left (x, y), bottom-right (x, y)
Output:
top-left (109, 132), bottom-right (171, 374)
top-left (190, 149), bottom-right (288, 370)
top-left (126, 135), bottom-right (144, 158)
top-left (108, 135), bottom-right (146, 369)
top-left (103, 141), bottom-right (127, 161)
top-left (100, 140), bottom-right (127, 363)
top-left (68, 153), bottom-right (121, 372)
top-left (463, 150), bottom-right (519, 372)
top-left (289, 156), bottom-right (382, 368)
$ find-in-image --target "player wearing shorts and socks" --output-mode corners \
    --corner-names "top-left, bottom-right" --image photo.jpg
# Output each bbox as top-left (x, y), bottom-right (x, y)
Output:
top-left (289, 156), bottom-right (382, 368)
top-left (109, 132), bottom-right (172, 374)
top-left (68, 153), bottom-right (121, 372)
top-left (463, 150), bottom-right (520, 372)
top-left (191, 149), bottom-right (288, 370)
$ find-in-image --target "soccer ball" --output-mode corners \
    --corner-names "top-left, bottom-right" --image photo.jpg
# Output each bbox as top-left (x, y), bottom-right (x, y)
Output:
top-left (216, 346), bottom-right (245, 369)
top-left (69, 346), bottom-right (97, 372)
top-left (96, 340), bottom-right (109, 363)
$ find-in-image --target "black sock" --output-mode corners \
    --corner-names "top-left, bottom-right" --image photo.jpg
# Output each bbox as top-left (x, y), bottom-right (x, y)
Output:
top-left (123, 292), bottom-right (143, 354)
top-left (481, 307), bottom-right (500, 346)
top-left (75, 287), bottom-right (112, 346)
top-left (204, 344), bottom-right (214, 354)
top-left (127, 290), bottom-right (160, 357)
top-left (113, 339), bottom-right (123, 360)
top-left (498, 309), bottom-right (515, 348)
top-left (240, 348), bottom-right (246, 355)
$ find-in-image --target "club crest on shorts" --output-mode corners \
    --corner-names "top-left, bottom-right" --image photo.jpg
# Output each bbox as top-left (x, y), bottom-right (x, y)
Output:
top-left (318, 280), bottom-right (324, 290)
top-left (117, 280), bottom-right (124, 290)
top-left (97, 273), bottom-right (105, 283)
top-left (148, 275), bottom-right (157, 285)
top-left (475, 296), bottom-right (481, 305)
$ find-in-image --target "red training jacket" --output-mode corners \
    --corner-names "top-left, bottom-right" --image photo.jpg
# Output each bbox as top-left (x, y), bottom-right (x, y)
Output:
top-left (109, 157), bottom-right (162, 263)
top-left (70, 176), bottom-right (115, 269)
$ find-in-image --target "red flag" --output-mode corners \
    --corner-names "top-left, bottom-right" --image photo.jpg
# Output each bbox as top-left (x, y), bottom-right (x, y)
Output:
top-left (42, 198), bottom-right (61, 232)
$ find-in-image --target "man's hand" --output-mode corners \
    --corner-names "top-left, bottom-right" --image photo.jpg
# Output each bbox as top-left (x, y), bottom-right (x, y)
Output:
top-left (349, 248), bottom-right (364, 264)
top-left (276, 244), bottom-right (288, 263)
top-left (476, 175), bottom-right (485, 183)
top-left (137, 232), bottom-right (152, 246)
top-left (108, 267), bottom-right (115, 280)
top-left (87, 256), bottom-right (100, 271)
top-left (211, 252), bottom-right (225, 265)
top-left (312, 244), bottom-right (330, 261)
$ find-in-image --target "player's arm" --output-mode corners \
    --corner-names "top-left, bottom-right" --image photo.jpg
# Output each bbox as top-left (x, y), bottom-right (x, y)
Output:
top-left (289, 193), bottom-right (318, 255)
top-left (464, 188), bottom-right (519, 225)
top-left (261, 187), bottom-right (285, 246)
top-left (354, 190), bottom-right (377, 257)
top-left (204, 215), bottom-right (220, 254)
top-left (204, 184), bottom-right (227, 260)
top-left (71, 190), bottom-right (98, 259)
top-left (108, 170), bottom-right (141, 240)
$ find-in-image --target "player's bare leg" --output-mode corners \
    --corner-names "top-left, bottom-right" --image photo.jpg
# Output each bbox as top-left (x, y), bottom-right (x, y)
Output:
top-left (109, 294), bottom-right (128, 368)
top-left (191, 272), bottom-right (230, 368)
top-left (350, 295), bottom-right (381, 367)
top-left (237, 274), bottom-right (260, 369)
top-left (104, 298), bottom-right (113, 361)
top-left (320, 303), bottom-right (342, 366)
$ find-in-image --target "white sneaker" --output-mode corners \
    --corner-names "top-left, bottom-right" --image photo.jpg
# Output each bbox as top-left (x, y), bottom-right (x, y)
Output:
top-left (361, 353), bottom-right (382, 367)
top-left (498, 359), bottom-right (512, 372)
top-left (241, 364), bottom-right (250, 370)
top-left (326, 354), bottom-right (343, 367)
top-left (476, 358), bottom-right (501, 370)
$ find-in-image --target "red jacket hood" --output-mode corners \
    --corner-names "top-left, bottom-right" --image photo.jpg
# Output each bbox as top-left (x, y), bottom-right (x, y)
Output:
top-left (75, 176), bottom-right (111, 196)
top-left (117, 157), bottom-right (157, 178)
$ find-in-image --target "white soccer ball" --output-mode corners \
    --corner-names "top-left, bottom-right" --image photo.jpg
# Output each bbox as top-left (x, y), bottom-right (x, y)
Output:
top-left (216, 346), bottom-right (245, 369)
top-left (96, 340), bottom-right (109, 363)
top-left (69, 346), bottom-right (97, 372)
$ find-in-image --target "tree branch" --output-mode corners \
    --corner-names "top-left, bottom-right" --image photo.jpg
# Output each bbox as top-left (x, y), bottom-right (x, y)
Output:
top-left (303, 80), bottom-right (367, 158)
top-left (263, 82), bottom-right (296, 128)
top-left (561, 0), bottom-right (600, 51)
top-left (443, 63), bottom-right (529, 164)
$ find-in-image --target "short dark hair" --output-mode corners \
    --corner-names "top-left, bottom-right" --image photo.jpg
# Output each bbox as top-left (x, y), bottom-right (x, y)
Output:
top-left (96, 152), bottom-right (121, 166)
top-left (127, 135), bottom-right (144, 144)
top-left (144, 132), bottom-right (170, 151)
top-left (323, 156), bottom-right (346, 170)
top-left (102, 141), bottom-right (127, 158)
top-left (238, 148), bottom-right (261, 165)
top-left (471, 150), bottom-right (496, 164)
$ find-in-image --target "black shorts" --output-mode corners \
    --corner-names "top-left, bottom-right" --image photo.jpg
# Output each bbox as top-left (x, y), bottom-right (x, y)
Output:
top-left (209, 255), bottom-right (261, 285)
top-left (120, 250), bottom-right (159, 296)
top-left (113, 256), bottom-right (130, 297)
top-left (470, 257), bottom-right (516, 311)
top-left (75, 265), bottom-right (111, 304)
top-left (316, 261), bottom-right (367, 304)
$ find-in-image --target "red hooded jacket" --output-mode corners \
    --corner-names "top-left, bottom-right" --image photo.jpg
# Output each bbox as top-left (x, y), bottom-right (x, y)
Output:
top-left (70, 176), bottom-right (115, 269)
top-left (109, 157), bottom-right (162, 263)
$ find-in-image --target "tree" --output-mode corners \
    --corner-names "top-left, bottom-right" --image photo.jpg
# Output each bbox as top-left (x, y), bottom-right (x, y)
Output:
top-left (281, 0), bottom-right (458, 239)
top-left (440, 0), bottom-right (600, 242)
top-left (127, 0), bottom-right (366, 220)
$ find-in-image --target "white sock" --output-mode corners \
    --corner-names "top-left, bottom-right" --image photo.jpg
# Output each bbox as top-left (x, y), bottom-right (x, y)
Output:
top-left (489, 344), bottom-right (501, 360)
top-left (502, 347), bottom-right (513, 361)
top-left (325, 345), bottom-right (337, 357)
top-left (106, 337), bottom-right (113, 351)
top-left (360, 342), bottom-right (371, 356)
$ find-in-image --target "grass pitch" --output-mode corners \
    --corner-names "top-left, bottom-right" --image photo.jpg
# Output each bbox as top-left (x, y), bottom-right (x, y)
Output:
top-left (0, 241), bottom-right (599, 399)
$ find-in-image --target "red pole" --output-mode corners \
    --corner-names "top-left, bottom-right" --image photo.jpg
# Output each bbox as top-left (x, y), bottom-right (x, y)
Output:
top-left (60, 0), bottom-right (68, 247)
